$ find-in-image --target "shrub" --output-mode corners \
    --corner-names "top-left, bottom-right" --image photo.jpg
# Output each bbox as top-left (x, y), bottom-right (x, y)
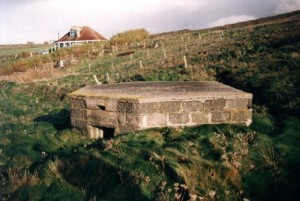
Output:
top-left (19, 51), bottom-right (31, 59)
top-left (42, 54), bottom-right (53, 63)
top-left (0, 58), bottom-right (33, 75)
top-left (52, 49), bottom-right (68, 62)
top-left (13, 59), bottom-right (32, 72)
top-left (110, 29), bottom-right (150, 45)
top-left (32, 56), bottom-right (43, 68)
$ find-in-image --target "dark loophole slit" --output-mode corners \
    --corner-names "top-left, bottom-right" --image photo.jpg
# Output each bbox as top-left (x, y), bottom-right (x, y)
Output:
top-left (98, 105), bottom-right (106, 111)
top-left (101, 127), bottom-right (115, 139)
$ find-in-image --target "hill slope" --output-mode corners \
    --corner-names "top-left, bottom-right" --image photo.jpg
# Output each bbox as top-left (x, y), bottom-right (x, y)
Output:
top-left (0, 10), bottom-right (300, 200)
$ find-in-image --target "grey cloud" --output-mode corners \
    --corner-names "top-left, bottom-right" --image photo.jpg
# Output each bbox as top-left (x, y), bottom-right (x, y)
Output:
top-left (0, 0), bottom-right (299, 44)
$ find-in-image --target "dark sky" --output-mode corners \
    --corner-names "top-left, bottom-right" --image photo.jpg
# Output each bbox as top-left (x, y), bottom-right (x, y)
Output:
top-left (0, 0), bottom-right (299, 44)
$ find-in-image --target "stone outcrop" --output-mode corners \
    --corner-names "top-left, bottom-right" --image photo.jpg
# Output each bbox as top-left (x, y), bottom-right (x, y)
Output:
top-left (68, 81), bottom-right (253, 138)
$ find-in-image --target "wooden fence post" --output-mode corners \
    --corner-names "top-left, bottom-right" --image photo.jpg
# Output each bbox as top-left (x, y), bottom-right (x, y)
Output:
top-left (93, 75), bottom-right (101, 85)
top-left (106, 73), bottom-right (110, 82)
top-left (140, 60), bottom-right (143, 68)
top-left (184, 55), bottom-right (188, 68)
top-left (162, 43), bottom-right (167, 59)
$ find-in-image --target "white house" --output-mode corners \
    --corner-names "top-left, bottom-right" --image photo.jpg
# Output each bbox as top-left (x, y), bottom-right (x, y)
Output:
top-left (54, 26), bottom-right (107, 49)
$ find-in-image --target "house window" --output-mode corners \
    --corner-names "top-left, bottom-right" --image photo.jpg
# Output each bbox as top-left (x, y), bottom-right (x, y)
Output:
top-left (69, 29), bottom-right (76, 37)
top-left (60, 43), bottom-right (64, 47)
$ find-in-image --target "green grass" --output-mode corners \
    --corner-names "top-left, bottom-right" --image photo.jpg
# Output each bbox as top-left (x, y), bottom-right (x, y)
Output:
top-left (0, 46), bottom-right (50, 56)
top-left (1, 84), bottom-right (299, 200)
top-left (1, 10), bottom-right (300, 201)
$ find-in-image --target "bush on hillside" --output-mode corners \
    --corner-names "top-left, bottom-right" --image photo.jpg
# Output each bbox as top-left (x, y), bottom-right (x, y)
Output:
top-left (19, 51), bottom-right (31, 59)
top-left (110, 29), bottom-right (150, 45)
top-left (42, 54), bottom-right (53, 63)
top-left (0, 59), bottom-right (32, 75)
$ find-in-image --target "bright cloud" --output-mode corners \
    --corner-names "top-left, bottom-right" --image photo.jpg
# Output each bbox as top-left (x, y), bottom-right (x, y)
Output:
top-left (207, 15), bottom-right (257, 27)
top-left (275, 0), bottom-right (300, 14)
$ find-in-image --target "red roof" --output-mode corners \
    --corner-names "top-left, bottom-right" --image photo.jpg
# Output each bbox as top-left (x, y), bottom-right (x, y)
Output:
top-left (56, 26), bottom-right (107, 42)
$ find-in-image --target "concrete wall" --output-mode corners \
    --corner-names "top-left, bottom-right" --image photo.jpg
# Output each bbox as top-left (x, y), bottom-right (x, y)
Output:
top-left (70, 95), bottom-right (252, 138)
top-left (117, 98), bottom-right (252, 134)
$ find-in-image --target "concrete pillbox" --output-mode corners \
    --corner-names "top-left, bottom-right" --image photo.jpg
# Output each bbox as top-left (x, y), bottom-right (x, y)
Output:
top-left (68, 81), bottom-right (253, 138)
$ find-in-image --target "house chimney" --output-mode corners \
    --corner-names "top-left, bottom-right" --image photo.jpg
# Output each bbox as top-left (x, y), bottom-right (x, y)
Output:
top-left (76, 28), bottom-right (80, 37)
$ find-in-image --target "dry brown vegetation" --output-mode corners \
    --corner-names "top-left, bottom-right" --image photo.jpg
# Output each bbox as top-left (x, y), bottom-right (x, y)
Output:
top-left (0, 68), bottom-right (75, 83)
top-left (7, 168), bottom-right (40, 192)
top-left (110, 28), bottom-right (150, 46)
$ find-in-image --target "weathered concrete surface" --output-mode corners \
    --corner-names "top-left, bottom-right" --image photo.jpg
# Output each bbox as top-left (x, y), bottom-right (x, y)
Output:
top-left (69, 81), bottom-right (253, 138)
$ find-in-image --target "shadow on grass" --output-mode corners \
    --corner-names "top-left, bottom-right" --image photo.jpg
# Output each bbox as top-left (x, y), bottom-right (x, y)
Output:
top-left (34, 108), bottom-right (71, 131)
top-left (26, 145), bottom-right (152, 201)
top-left (60, 152), bottom-right (151, 201)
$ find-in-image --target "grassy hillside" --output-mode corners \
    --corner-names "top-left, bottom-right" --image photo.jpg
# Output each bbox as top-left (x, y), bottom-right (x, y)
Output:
top-left (0, 10), bottom-right (300, 200)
